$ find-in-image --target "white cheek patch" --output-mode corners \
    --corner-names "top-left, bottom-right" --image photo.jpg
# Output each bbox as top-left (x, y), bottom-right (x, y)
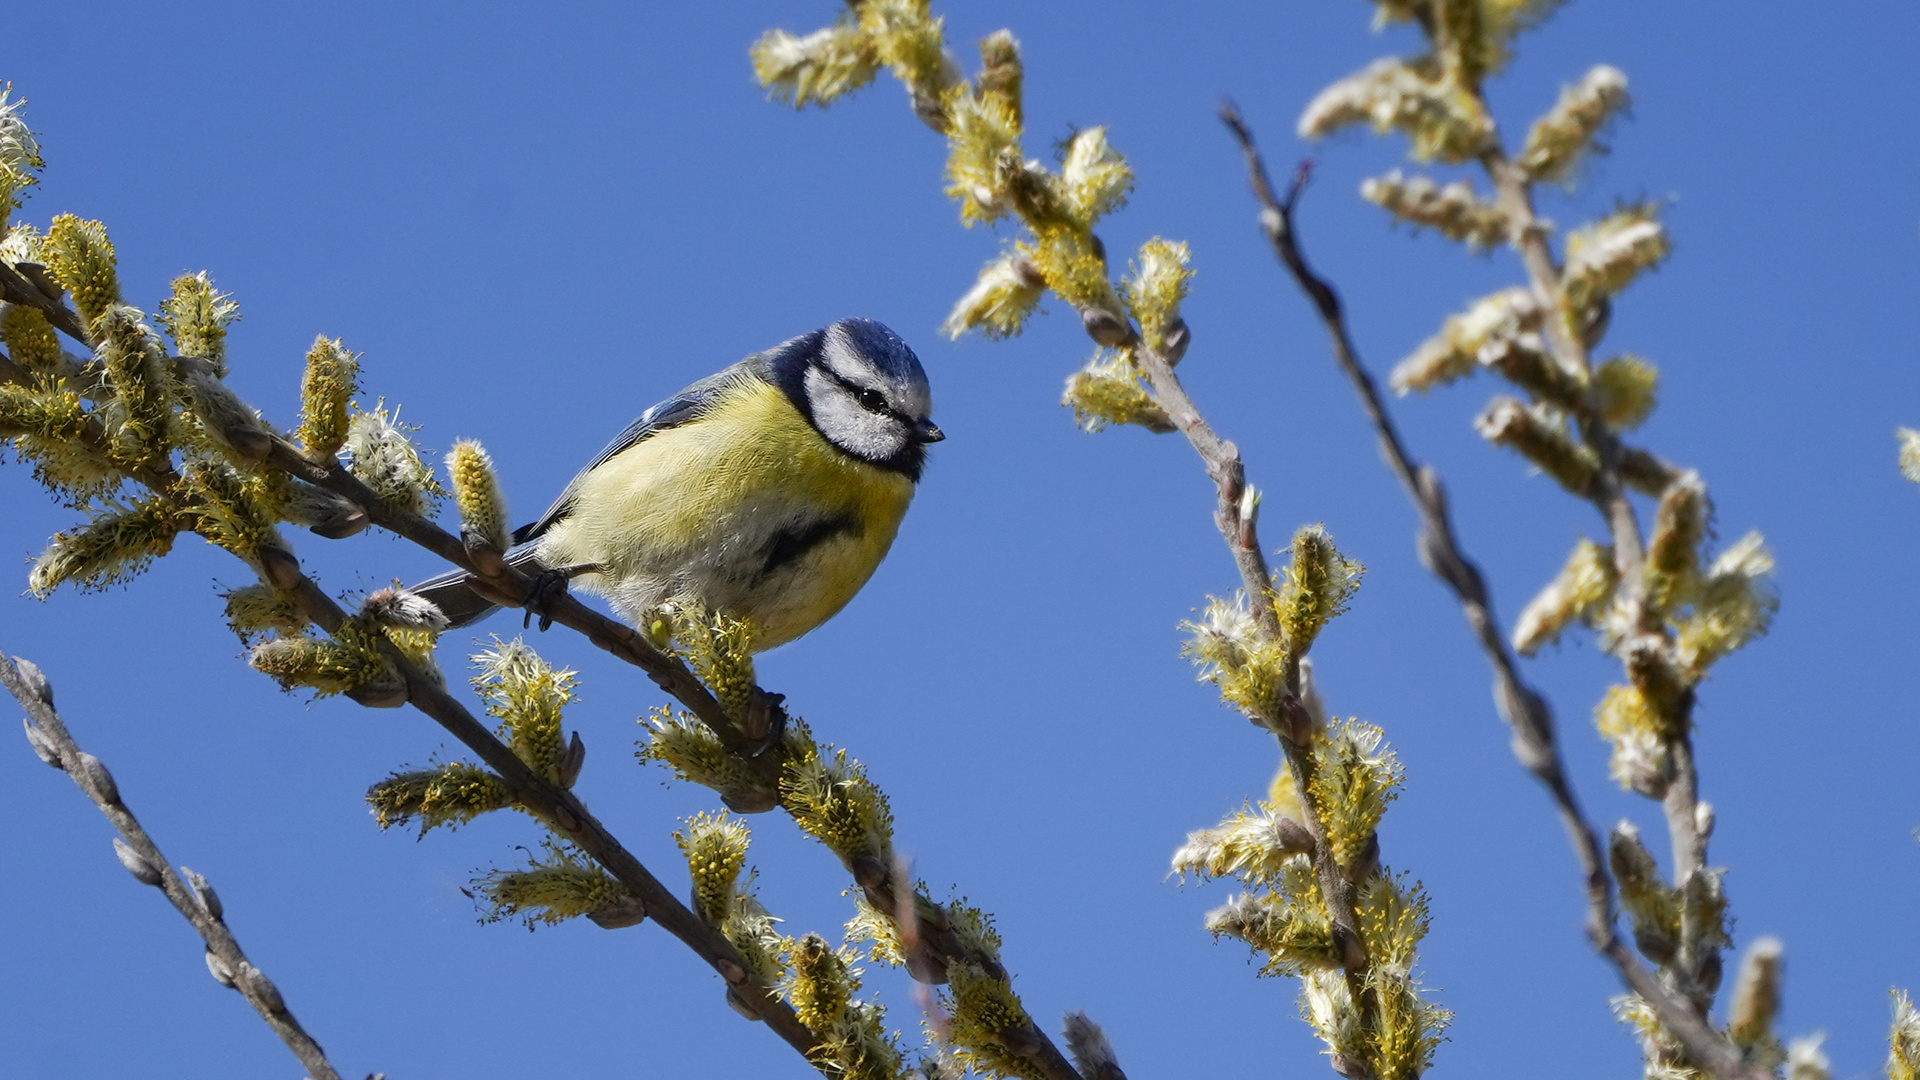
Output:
top-left (821, 324), bottom-right (933, 421)
top-left (804, 366), bottom-right (910, 462)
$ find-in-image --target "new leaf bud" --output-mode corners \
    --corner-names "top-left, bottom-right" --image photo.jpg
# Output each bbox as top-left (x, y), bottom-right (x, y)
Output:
top-left (12, 656), bottom-right (53, 705)
top-left (23, 718), bottom-right (60, 768)
top-left (77, 752), bottom-right (119, 805)
top-left (183, 867), bottom-right (224, 921)
top-left (113, 837), bottom-right (162, 886)
top-left (205, 949), bottom-right (236, 988)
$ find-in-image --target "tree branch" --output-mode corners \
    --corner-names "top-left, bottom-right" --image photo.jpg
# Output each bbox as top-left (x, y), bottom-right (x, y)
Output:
top-left (1220, 105), bottom-right (1766, 1080)
top-left (261, 551), bottom-right (823, 1060)
top-left (1, 649), bottom-right (349, 1080)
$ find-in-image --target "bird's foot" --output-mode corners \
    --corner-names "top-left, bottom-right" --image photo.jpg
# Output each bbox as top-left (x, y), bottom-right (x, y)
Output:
top-left (522, 563), bottom-right (598, 631)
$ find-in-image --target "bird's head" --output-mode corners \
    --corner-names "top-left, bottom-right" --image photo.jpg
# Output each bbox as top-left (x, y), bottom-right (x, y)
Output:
top-left (786, 318), bottom-right (943, 479)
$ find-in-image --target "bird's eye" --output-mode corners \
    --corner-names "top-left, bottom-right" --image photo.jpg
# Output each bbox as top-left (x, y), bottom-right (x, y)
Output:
top-left (857, 388), bottom-right (889, 414)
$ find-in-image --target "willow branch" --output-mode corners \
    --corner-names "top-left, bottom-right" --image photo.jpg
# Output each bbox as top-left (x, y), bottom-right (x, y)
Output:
top-left (254, 552), bottom-right (820, 1059)
top-left (1133, 335), bottom-right (1373, 999)
top-left (0, 260), bottom-right (91, 346)
top-left (1, 650), bottom-right (347, 1080)
top-left (1474, 110), bottom-right (1712, 984)
top-left (1220, 106), bottom-right (1765, 1080)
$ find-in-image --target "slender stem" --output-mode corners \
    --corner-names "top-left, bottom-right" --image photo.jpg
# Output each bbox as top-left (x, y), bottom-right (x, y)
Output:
top-left (274, 564), bottom-right (821, 1059)
top-left (1, 650), bottom-right (346, 1080)
top-left (1220, 106), bottom-right (1765, 1080)
top-left (0, 261), bottom-right (92, 345)
top-left (1127, 297), bottom-right (1375, 1027)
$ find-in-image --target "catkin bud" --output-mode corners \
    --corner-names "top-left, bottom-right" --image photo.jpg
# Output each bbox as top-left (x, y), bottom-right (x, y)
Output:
top-left (1595, 684), bottom-right (1671, 796)
top-left (1519, 65), bottom-right (1630, 183)
top-left (1064, 1013), bottom-right (1122, 1080)
top-left (156, 272), bottom-right (239, 377)
top-left (93, 306), bottom-right (176, 468)
top-left (559, 730), bottom-right (586, 789)
top-left (1727, 936), bottom-right (1783, 1047)
top-left (1361, 169), bottom-right (1507, 249)
top-left (1298, 57), bottom-right (1493, 163)
top-left (284, 482), bottom-right (368, 539)
top-left (1081, 305), bottom-right (1132, 348)
top-left (446, 439), bottom-right (509, 553)
top-left (1512, 538), bottom-right (1616, 655)
top-left (0, 88), bottom-right (45, 225)
top-left (1694, 801), bottom-right (1715, 839)
top-left (296, 336), bottom-right (358, 458)
top-left (750, 23), bottom-right (880, 110)
top-left (587, 901), bottom-right (647, 929)
top-left (1390, 288), bottom-right (1555, 397)
top-left (1619, 444), bottom-right (1679, 496)
top-left (1124, 238), bottom-right (1192, 353)
top-left (1473, 397), bottom-right (1599, 495)
top-left (1059, 127), bottom-right (1133, 227)
top-left (1900, 427), bottom-right (1920, 484)
top-left (1593, 354), bottom-right (1658, 430)
top-left (943, 253), bottom-right (1044, 340)
top-left (1787, 1036), bottom-right (1831, 1080)
top-left (344, 402), bottom-right (442, 516)
top-left (360, 586), bottom-right (449, 631)
top-left (0, 303), bottom-right (61, 373)
top-left (249, 632), bottom-right (393, 697)
top-left (41, 215), bottom-right (120, 330)
top-left (1564, 205), bottom-right (1669, 309)
top-left (1644, 471), bottom-right (1708, 614)
top-left (976, 30), bottom-right (1023, 127)
top-left (1063, 351), bottom-right (1172, 434)
top-left (1609, 821), bottom-right (1677, 964)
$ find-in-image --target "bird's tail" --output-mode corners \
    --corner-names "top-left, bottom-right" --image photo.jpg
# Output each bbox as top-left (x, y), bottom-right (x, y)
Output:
top-left (409, 544), bottom-right (544, 629)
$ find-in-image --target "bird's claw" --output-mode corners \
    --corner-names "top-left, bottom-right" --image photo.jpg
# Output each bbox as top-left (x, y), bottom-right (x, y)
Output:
top-left (522, 564), bottom-right (595, 631)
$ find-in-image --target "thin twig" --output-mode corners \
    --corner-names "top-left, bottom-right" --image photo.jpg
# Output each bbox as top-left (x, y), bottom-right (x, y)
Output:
top-left (1102, 271), bottom-right (1377, 1027)
top-left (0, 261), bottom-right (91, 345)
top-left (1220, 105), bottom-right (1765, 1080)
top-left (0, 649), bottom-right (347, 1080)
top-left (266, 555), bottom-right (822, 1059)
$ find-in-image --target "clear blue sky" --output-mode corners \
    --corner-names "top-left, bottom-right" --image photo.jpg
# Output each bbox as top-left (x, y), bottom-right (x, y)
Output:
top-left (5, 3), bottom-right (1919, 1078)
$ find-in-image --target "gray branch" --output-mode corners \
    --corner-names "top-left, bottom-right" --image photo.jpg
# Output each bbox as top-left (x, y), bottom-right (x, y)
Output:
top-left (1, 649), bottom-right (348, 1080)
top-left (1220, 106), bottom-right (1768, 1080)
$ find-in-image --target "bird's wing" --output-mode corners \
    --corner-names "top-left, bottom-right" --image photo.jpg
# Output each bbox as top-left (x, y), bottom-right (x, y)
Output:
top-left (512, 358), bottom-right (763, 544)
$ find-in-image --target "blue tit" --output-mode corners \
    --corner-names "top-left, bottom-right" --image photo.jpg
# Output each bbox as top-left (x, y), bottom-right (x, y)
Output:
top-left (414, 318), bottom-right (943, 650)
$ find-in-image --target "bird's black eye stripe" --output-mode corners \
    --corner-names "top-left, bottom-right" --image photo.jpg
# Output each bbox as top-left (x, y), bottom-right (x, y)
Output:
top-left (817, 362), bottom-right (899, 418)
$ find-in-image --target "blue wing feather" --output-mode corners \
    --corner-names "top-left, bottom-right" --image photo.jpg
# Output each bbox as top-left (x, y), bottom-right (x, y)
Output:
top-left (512, 358), bottom-right (762, 543)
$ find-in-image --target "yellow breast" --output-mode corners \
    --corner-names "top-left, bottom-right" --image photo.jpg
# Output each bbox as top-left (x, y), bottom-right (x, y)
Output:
top-left (538, 378), bottom-right (915, 649)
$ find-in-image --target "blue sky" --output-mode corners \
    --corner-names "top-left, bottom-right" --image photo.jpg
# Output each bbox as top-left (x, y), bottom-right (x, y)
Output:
top-left (4, 2), bottom-right (1919, 1078)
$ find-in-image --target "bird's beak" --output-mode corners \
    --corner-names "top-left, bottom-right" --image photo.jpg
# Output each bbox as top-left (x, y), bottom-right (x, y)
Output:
top-left (912, 419), bottom-right (945, 443)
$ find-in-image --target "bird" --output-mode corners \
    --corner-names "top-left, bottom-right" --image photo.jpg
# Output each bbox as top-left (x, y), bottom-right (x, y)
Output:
top-left (413, 318), bottom-right (943, 650)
